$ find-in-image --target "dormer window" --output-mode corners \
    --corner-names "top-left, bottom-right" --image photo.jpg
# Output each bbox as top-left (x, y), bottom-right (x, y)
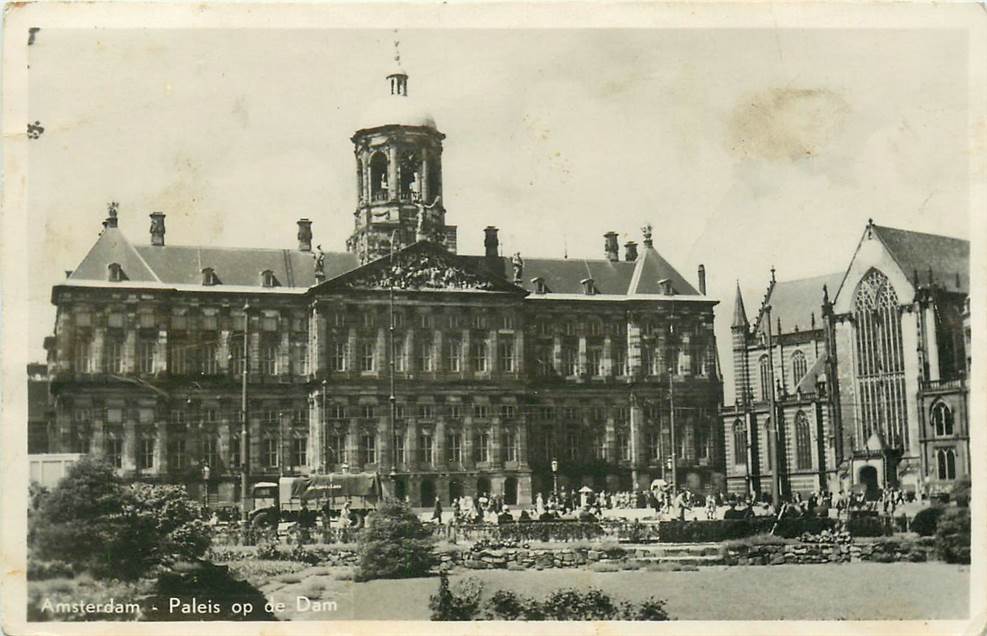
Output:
top-left (658, 278), bottom-right (676, 296)
top-left (531, 277), bottom-right (548, 294)
top-left (201, 267), bottom-right (221, 286)
top-left (580, 278), bottom-right (597, 296)
top-left (260, 270), bottom-right (280, 288)
top-left (107, 263), bottom-right (127, 282)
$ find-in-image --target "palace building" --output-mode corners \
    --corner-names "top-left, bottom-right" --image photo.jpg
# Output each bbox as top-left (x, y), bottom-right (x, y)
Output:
top-left (722, 221), bottom-right (970, 500)
top-left (41, 58), bottom-right (724, 507)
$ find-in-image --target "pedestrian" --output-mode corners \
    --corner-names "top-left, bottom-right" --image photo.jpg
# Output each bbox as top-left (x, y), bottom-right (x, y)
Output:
top-left (673, 490), bottom-right (691, 521)
top-left (432, 497), bottom-right (443, 524)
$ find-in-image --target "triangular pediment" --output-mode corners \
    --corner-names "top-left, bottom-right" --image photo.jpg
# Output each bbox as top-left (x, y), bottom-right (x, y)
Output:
top-left (314, 241), bottom-right (527, 294)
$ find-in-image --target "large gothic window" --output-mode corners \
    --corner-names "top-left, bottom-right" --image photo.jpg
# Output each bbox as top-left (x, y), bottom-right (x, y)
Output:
top-left (758, 355), bottom-right (771, 401)
top-left (732, 419), bottom-right (747, 465)
top-left (791, 350), bottom-right (808, 385)
top-left (852, 269), bottom-right (908, 449)
top-left (369, 152), bottom-right (389, 201)
top-left (936, 448), bottom-right (956, 480)
top-left (794, 411), bottom-right (812, 470)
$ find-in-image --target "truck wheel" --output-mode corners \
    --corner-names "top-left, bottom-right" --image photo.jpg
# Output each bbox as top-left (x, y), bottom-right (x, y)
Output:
top-left (251, 510), bottom-right (276, 529)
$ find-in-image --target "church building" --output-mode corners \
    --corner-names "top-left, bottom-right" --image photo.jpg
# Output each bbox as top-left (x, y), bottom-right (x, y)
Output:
top-left (41, 57), bottom-right (724, 508)
top-left (722, 221), bottom-right (970, 501)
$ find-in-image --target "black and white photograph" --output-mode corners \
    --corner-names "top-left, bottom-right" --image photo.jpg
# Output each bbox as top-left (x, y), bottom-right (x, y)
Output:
top-left (1, 2), bottom-right (984, 633)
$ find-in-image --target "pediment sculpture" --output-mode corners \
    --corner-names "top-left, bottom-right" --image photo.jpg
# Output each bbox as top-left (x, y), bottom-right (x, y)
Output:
top-left (342, 251), bottom-right (496, 291)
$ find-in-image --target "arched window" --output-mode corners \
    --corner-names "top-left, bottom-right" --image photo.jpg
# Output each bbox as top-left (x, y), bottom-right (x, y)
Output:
top-left (795, 411), bottom-right (812, 470)
top-left (931, 402), bottom-right (954, 437)
top-left (758, 355), bottom-right (771, 401)
top-left (369, 152), bottom-right (389, 201)
top-left (852, 269), bottom-right (907, 448)
top-left (399, 151), bottom-right (420, 201)
top-left (791, 350), bottom-right (808, 385)
top-left (936, 448), bottom-right (956, 480)
top-left (732, 419), bottom-right (747, 465)
top-left (107, 262), bottom-right (127, 282)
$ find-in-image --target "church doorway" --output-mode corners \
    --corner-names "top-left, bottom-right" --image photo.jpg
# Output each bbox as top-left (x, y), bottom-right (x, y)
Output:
top-left (858, 466), bottom-right (879, 500)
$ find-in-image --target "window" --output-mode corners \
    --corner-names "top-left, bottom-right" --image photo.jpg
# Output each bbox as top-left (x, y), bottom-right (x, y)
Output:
top-left (264, 438), bottom-right (279, 467)
top-left (74, 339), bottom-right (93, 373)
top-left (332, 312), bottom-right (347, 329)
top-left (331, 342), bottom-right (347, 372)
top-left (170, 438), bottom-right (188, 470)
top-left (329, 432), bottom-right (346, 465)
top-left (473, 405), bottom-right (489, 418)
top-left (394, 405), bottom-right (406, 420)
top-left (587, 348), bottom-right (603, 376)
top-left (615, 407), bottom-right (629, 424)
top-left (362, 312), bottom-right (376, 329)
top-left (931, 402), bottom-right (954, 437)
top-left (418, 314), bottom-right (433, 330)
top-left (471, 341), bottom-right (488, 372)
top-left (359, 341), bottom-right (375, 372)
top-left (536, 345), bottom-right (554, 376)
top-left (852, 269), bottom-right (907, 447)
top-left (391, 312), bottom-right (405, 329)
top-left (394, 342), bottom-right (407, 372)
top-left (476, 432), bottom-right (490, 462)
top-left (448, 405), bottom-right (462, 419)
top-left (170, 342), bottom-right (189, 375)
top-left (537, 319), bottom-right (553, 337)
top-left (171, 313), bottom-right (188, 331)
top-left (641, 345), bottom-right (655, 376)
top-left (562, 347), bottom-right (578, 376)
top-left (201, 343), bottom-right (218, 375)
top-left (361, 405), bottom-right (376, 419)
top-left (139, 437), bottom-right (155, 470)
top-left (594, 432), bottom-right (607, 460)
top-left (696, 426), bottom-right (710, 459)
top-left (419, 432), bottom-right (434, 465)
top-left (417, 339), bottom-right (433, 372)
top-left (291, 341), bottom-right (308, 375)
top-left (261, 343), bottom-right (278, 376)
top-left (500, 404), bottom-right (516, 419)
top-left (101, 339), bottom-right (122, 374)
top-left (791, 350), bottom-right (808, 384)
top-left (262, 316), bottom-right (278, 332)
top-left (230, 338), bottom-right (246, 375)
top-left (501, 314), bottom-right (516, 330)
top-left (562, 321), bottom-right (575, 337)
top-left (393, 432), bottom-right (406, 464)
top-left (171, 409), bottom-right (187, 431)
top-left (106, 437), bottom-right (123, 468)
top-left (291, 437), bottom-right (307, 467)
top-left (759, 355), bottom-right (771, 401)
top-left (542, 429), bottom-right (555, 462)
top-left (616, 431), bottom-right (630, 461)
top-left (418, 404), bottom-right (434, 420)
top-left (203, 436), bottom-right (219, 467)
top-left (733, 419), bottom-right (747, 465)
top-left (936, 448), bottom-right (957, 480)
top-left (328, 403), bottom-right (346, 420)
top-left (613, 347), bottom-right (626, 376)
top-left (229, 435), bottom-right (241, 468)
top-left (139, 312), bottom-right (156, 329)
top-left (260, 270), bottom-right (280, 288)
top-left (447, 433), bottom-right (462, 463)
top-left (201, 314), bottom-right (219, 331)
top-left (446, 338), bottom-right (462, 372)
top-left (505, 430), bottom-right (517, 462)
top-left (471, 314), bottom-right (487, 330)
top-left (498, 340), bottom-right (515, 372)
top-left (795, 411), bottom-right (812, 470)
top-left (646, 431), bottom-right (659, 461)
top-left (262, 409), bottom-right (278, 428)
top-left (567, 431), bottom-right (579, 460)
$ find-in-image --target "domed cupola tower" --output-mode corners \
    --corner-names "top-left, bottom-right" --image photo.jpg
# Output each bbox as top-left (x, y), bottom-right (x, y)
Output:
top-left (347, 42), bottom-right (453, 264)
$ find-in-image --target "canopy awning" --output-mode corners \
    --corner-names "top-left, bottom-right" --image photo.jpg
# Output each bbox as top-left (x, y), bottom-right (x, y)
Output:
top-left (290, 473), bottom-right (380, 500)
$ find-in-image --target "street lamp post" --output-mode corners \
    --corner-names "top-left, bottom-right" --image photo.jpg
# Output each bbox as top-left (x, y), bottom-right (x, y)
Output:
top-left (551, 458), bottom-right (559, 499)
top-left (239, 303), bottom-right (250, 522)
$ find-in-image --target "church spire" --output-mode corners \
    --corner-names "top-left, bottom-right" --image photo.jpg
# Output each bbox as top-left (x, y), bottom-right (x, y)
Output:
top-left (387, 36), bottom-right (408, 96)
top-left (732, 281), bottom-right (749, 328)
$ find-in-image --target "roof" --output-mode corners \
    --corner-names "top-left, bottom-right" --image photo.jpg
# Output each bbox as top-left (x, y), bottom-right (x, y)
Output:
top-left (464, 243), bottom-right (701, 297)
top-left (754, 272), bottom-right (843, 335)
top-left (731, 282), bottom-right (748, 328)
top-left (67, 227), bottom-right (358, 289)
top-left (871, 224), bottom-right (969, 294)
top-left (357, 95), bottom-right (437, 132)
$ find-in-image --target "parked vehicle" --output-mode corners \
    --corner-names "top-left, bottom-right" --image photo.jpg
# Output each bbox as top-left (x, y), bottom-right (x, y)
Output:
top-left (249, 472), bottom-right (381, 528)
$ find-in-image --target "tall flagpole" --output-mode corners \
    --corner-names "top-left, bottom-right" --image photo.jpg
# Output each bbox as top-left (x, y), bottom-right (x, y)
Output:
top-left (765, 305), bottom-right (780, 506)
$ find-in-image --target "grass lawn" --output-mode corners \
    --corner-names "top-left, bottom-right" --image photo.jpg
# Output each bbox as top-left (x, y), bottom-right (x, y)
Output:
top-left (242, 562), bottom-right (969, 621)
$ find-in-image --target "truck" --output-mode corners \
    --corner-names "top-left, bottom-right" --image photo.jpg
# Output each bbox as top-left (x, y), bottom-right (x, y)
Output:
top-left (249, 472), bottom-right (381, 528)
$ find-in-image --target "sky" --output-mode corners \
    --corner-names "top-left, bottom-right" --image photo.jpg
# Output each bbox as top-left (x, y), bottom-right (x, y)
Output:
top-left (26, 27), bottom-right (970, 399)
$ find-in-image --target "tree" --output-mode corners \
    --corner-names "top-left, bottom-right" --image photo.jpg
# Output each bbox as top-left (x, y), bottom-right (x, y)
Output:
top-left (354, 501), bottom-right (437, 581)
top-left (30, 456), bottom-right (211, 580)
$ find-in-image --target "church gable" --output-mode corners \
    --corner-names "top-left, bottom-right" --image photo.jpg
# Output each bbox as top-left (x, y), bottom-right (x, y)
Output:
top-left (316, 242), bottom-right (526, 294)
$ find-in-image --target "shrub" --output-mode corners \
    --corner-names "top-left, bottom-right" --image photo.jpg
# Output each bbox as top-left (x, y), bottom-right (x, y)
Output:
top-left (951, 479), bottom-right (971, 507)
top-left (911, 506), bottom-right (946, 537)
top-left (354, 501), bottom-right (437, 581)
top-left (846, 515), bottom-right (889, 537)
top-left (934, 508), bottom-right (970, 564)
top-left (29, 458), bottom-right (212, 581)
top-left (143, 561), bottom-right (275, 621)
top-left (429, 573), bottom-right (484, 620)
top-left (659, 518), bottom-right (838, 542)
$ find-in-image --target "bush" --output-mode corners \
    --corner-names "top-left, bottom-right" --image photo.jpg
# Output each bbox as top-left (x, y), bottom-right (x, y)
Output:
top-left (934, 508), bottom-right (970, 564)
top-left (659, 517), bottom-right (838, 542)
top-left (429, 573), bottom-right (484, 620)
top-left (845, 515), bottom-right (890, 537)
top-left (143, 561), bottom-right (275, 621)
top-left (29, 458), bottom-right (211, 580)
top-left (911, 506), bottom-right (946, 537)
top-left (355, 501), bottom-right (437, 581)
top-left (951, 479), bottom-right (971, 507)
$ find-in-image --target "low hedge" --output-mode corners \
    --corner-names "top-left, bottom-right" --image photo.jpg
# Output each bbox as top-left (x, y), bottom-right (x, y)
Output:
top-left (911, 507), bottom-right (946, 537)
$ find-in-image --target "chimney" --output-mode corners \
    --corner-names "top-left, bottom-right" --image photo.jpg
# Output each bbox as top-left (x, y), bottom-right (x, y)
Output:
top-left (624, 241), bottom-right (638, 262)
top-left (149, 212), bottom-right (166, 247)
top-left (484, 226), bottom-right (499, 258)
top-left (698, 264), bottom-right (706, 295)
top-left (603, 231), bottom-right (619, 262)
top-left (297, 218), bottom-right (313, 252)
